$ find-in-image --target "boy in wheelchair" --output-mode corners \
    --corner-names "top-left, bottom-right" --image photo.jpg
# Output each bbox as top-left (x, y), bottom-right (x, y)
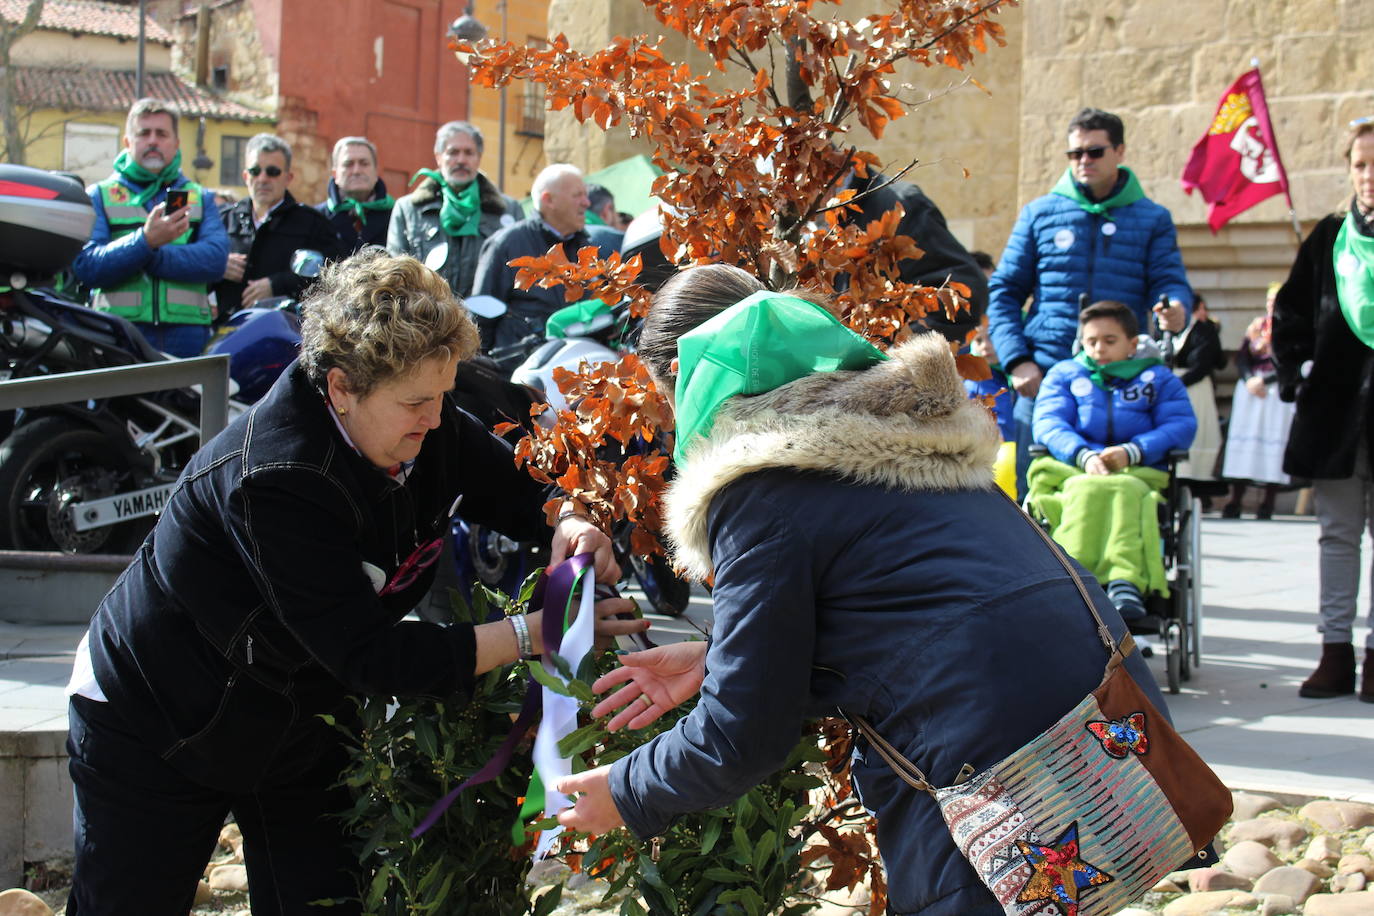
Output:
top-left (1029, 300), bottom-right (1197, 626)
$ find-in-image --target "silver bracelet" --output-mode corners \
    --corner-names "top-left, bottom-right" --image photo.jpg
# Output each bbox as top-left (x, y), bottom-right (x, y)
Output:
top-left (509, 612), bottom-right (533, 660)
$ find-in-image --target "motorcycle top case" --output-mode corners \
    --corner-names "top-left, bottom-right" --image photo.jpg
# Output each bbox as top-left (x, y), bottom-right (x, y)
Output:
top-left (0, 164), bottom-right (95, 276)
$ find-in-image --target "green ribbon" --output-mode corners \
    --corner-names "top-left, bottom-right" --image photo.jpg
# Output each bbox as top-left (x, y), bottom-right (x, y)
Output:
top-left (1333, 211), bottom-right (1374, 351)
top-left (112, 149), bottom-right (183, 207)
top-left (326, 189), bottom-right (396, 225)
top-left (410, 169), bottom-right (481, 237)
top-left (1073, 351), bottom-right (1163, 391)
top-left (1051, 166), bottom-right (1145, 219)
top-left (673, 290), bottom-right (889, 464)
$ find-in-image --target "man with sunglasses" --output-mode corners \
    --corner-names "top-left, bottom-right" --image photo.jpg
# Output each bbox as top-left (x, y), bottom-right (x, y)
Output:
top-left (214, 133), bottom-right (342, 321)
top-left (74, 98), bottom-right (230, 358)
top-left (987, 107), bottom-right (1192, 498)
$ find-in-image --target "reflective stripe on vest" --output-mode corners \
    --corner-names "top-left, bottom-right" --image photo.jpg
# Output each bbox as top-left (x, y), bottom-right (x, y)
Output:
top-left (165, 286), bottom-right (210, 307)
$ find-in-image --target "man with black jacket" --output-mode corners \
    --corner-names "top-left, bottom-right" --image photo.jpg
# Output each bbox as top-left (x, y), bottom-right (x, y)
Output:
top-left (317, 136), bottom-right (394, 253)
top-left (472, 163), bottom-right (593, 362)
top-left (214, 133), bottom-right (341, 320)
top-left (839, 169), bottom-right (988, 343)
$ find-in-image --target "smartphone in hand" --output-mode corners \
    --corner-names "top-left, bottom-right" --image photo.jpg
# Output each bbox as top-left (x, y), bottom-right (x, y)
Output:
top-left (164, 188), bottom-right (189, 214)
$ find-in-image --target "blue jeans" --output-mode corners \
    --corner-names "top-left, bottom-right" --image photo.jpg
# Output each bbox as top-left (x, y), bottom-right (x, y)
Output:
top-left (132, 322), bottom-right (210, 359)
top-left (66, 696), bottom-right (361, 915)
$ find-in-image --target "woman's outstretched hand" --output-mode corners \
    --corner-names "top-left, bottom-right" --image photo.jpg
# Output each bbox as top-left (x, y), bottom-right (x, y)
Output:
top-left (556, 765), bottom-right (622, 834)
top-left (591, 641), bottom-right (708, 731)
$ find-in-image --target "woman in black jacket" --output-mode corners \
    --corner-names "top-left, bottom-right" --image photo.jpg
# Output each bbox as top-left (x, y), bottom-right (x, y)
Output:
top-left (1272, 119), bottom-right (1374, 703)
top-left (64, 251), bottom-right (644, 914)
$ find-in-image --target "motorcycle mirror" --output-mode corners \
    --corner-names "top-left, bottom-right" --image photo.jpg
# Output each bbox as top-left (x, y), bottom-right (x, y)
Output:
top-left (290, 249), bottom-right (325, 278)
top-left (464, 295), bottom-right (507, 319)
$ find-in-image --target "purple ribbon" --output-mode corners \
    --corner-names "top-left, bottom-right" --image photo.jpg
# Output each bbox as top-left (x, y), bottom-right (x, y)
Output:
top-left (411, 553), bottom-right (595, 838)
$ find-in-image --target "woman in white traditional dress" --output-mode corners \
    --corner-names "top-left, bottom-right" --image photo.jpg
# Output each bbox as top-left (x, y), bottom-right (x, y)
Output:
top-left (1220, 282), bottom-right (1294, 519)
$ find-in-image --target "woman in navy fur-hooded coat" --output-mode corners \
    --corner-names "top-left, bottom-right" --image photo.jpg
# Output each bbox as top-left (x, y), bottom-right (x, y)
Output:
top-left (551, 265), bottom-right (1174, 916)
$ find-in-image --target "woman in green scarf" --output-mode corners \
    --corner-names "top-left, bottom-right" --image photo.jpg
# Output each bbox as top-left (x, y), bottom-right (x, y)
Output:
top-left (1271, 119), bottom-right (1374, 703)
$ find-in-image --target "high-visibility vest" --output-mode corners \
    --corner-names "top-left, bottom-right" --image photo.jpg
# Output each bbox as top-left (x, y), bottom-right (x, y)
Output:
top-left (90, 178), bottom-right (214, 326)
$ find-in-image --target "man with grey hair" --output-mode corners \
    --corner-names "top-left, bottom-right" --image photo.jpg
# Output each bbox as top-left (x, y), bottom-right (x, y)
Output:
top-left (215, 132), bottom-right (341, 318)
top-left (387, 120), bottom-right (522, 298)
top-left (317, 136), bottom-right (395, 253)
top-left (74, 97), bottom-right (229, 357)
top-left (472, 162), bottom-right (592, 364)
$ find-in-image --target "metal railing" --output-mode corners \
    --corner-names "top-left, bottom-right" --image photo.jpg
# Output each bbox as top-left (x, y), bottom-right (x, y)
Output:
top-left (0, 354), bottom-right (231, 446)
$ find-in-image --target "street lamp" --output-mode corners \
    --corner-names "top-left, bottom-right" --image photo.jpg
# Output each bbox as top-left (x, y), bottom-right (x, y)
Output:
top-left (446, 2), bottom-right (507, 190)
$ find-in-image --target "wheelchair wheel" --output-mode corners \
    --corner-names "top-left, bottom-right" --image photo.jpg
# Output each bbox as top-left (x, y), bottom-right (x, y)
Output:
top-left (1165, 620), bottom-right (1184, 694)
top-left (1186, 493), bottom-right (1204, 669)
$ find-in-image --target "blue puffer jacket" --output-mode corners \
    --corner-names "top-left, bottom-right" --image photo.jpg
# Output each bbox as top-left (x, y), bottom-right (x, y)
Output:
top-left (987, 171), bottom-right (1192, 373)
top-left (72, 172), bottom-right (229, 289)
top-left (1032, 357), bottom-right (1197, 469)
top-left (608, 335), bottom-right (1169, 916)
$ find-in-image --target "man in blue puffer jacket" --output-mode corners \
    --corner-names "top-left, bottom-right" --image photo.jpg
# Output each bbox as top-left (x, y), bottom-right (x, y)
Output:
top-left (989, 108), bottom-right (1193, 497)
top-left (1032, 301), bottom-right (1196, 622)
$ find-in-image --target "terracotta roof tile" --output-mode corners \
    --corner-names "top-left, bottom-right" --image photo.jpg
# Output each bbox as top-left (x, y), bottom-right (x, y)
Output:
top-left (15, 66), bottom-right (271, 122)
top-left (0, 0), bottom-right (173, 44)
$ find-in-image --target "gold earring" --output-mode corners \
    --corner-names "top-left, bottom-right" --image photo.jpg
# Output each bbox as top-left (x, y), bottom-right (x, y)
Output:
top-left (336, 406), bottom-right (348, 416)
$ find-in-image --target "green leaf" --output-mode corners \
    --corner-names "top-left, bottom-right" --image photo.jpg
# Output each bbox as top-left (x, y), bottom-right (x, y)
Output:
top-left (702, 866), bottom-right (750, 883)
top-left (527, 660), bottom-right (575, 697)
top-left (619, 897), bottom-right (647, 916)
top-left (413, 718), bottom-right (439, 760)
top-left (730, 823), bottom-right (752, 865)
top-left (547, 649), bottom-right (576, 681)
top-left (751, 829), bottom-right (775, 875)
top-left (557, 720), bottom-right (605, 758)
top-left (700, 817), bottom-right (723, 855)
top-left (532, 883), bottom-right (563, 916)
top-left (566, 677), bottom-right (597, 705)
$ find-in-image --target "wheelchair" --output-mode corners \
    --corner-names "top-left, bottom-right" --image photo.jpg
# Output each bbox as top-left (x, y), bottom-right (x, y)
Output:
top-left (1025, 445), bottom-right (1203, 694)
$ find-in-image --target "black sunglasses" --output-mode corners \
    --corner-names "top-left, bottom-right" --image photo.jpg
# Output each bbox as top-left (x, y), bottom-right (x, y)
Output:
top-left (1066, 146), bottom-right (1110, 161)
top-left (246, 165), bottom-right (283, 177)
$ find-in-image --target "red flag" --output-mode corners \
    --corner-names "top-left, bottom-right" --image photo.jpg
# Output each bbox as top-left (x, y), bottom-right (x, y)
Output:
top-left (1181, 68), bottom-right (1291, 233)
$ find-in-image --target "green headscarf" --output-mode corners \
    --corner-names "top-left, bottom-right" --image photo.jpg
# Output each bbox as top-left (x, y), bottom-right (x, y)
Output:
top-left (1051, 166), bottom-right (1145, 219)
top-left (1333, 209), bottom-right (1374, 350)
top-left (672, 290), bottom-right (888, 464)
top-left (112, 149), bottom-right (183, 207)
top-left (327, 188), bottom-right (396, 225)
top-left (410, 169), bottom-right (481, 237)
top-left (1073, 351), bottom-right (1163, 391)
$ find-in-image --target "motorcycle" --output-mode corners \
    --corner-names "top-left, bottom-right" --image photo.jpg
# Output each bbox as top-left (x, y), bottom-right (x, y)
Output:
top-left (0, 164), bottom-right (248, 553)
top-left (507, 296), bottom-right (692, 617)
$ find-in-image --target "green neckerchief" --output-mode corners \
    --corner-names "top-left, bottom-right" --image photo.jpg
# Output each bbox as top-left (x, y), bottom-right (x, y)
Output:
top-left (1073, 351), bottom-right (1164, 391)
top-left (327, 188), bottom-right (396, 224)
top-left (410, 169), bottom-right (481, 237)
top-left (1051, 166), bottom-right (1145, 219)
top-left (112, 149), bottom-right (183, 207)
top-left (673, 290), bottom-right (889, 464)
top-left (1333, 208), bottom-right (1374, 350)
top-left (585, 210), bottom-right (606, 226)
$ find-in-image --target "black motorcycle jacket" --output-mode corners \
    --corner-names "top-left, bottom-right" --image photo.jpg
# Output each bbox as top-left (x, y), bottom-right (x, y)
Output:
top-left (86, 360), bottom-right (549, 791)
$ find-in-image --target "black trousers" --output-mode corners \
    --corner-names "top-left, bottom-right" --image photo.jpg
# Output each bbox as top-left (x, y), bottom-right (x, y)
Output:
top-left (66, 695), bottom-right (362, 915)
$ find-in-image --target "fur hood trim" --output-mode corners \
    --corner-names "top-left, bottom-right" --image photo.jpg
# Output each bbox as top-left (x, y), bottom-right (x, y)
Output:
top-left (664, 332), bottom-right (1000, 581)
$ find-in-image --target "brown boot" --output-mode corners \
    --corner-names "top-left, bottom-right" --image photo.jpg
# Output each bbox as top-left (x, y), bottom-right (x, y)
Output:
top-left (1362, 649), bottom-right (1374, 704)
top-left (1299, 643), bottom-right (1356, 698)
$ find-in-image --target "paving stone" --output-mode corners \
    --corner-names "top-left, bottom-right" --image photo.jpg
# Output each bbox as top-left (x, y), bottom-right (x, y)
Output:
top-left (1231, 791), bottom-right (1283, 821)
top-left (1299, 801), bottom-right (1374, 832)
top-left (207, 863), bottom-right (248, 892)
top-left (193, 880), bottom-right (214, 905)
top-left (1221, 840), bottom-right (1283, 880)
top-left (1297, 858), bottom-right (1335, 879)
top-left (1304, 891), bottom-right (1374, 915)
top-left (1227, 817), bottom-right (1309, 852)
top-left (1337, 853), bottom-right (1374, 879)
top-left (1161, 890), bottom-right (1257, 916)
top-left (1306, 834), bottom-right (1345, 863)
top-left (1252, 865), bottom-right (1322, 903)
top-left (1259, 893), bottom-right (1294, 916)
top-left (0, 888), bottom-right (53, 916)
top-left (1186, 866), bottom-right (1252, 893)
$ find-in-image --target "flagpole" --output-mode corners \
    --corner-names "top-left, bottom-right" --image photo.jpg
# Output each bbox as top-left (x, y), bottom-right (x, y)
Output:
top-left (1251, 58), bottom-right (1305, 247)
